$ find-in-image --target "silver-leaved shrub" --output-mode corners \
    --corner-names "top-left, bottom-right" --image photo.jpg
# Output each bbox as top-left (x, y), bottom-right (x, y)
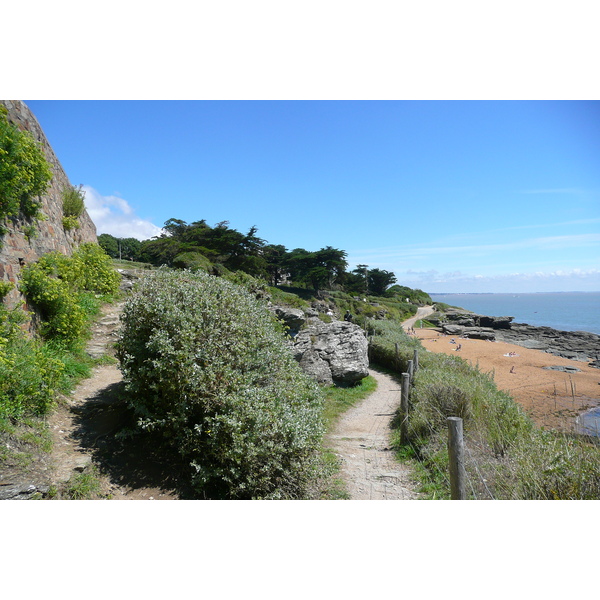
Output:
top-left (116, 268), bottom-right (324, 499)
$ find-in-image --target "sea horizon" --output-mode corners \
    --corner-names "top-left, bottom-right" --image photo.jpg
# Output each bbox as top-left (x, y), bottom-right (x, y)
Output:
top-left (429, 291), bottom-right (600, 335)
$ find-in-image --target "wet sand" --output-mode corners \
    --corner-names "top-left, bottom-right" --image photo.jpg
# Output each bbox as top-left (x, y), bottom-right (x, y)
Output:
top-left (413, 327), bottom-right (600, 433)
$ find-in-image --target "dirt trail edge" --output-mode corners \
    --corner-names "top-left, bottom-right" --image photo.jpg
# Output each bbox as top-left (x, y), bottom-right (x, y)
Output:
top-left (326, 368), bottom-right (421, 500)
top-left (403, 305), bottom-right (435, 331)
top-left (48, 299), bottom-right (178, 499)
top-left (325, 309), bottom-right (436, 499)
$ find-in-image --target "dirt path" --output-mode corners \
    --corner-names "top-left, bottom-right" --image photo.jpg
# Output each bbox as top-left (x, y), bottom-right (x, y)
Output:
top-left (403, 305), bottom-right (435, 331)
top-left (326, 368), bottom-right (420, 500)
top-left (48, 300), bottom-right (178, 499)
top-left (47, 301), bottom-right (428, 500)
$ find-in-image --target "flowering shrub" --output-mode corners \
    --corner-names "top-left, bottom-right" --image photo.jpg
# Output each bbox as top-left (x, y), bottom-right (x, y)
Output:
top-left (19, 243), bottom-right (120, 345)
top-left (116, 268), bottom-right (325, 499)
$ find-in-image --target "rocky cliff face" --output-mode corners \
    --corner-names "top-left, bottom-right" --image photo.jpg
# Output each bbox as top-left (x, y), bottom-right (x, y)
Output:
top-left (0, 100), bottom-right (97, 309)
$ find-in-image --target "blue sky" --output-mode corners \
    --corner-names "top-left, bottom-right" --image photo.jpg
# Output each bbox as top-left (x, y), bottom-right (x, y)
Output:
top-left (24, 100), bottom-right (600, 293)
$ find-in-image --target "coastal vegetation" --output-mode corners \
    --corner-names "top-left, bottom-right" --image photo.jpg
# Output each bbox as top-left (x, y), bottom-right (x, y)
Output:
top-left (367, 316), bottom-right (600, 499)
top-left (61, 184), bottom-right (86, 231)
top-left (3, 215), bottom-right (600, 500)
top-left (0, 105), bottom-right (52, 237)
top-left (97, 219), bottom-right (415, 300)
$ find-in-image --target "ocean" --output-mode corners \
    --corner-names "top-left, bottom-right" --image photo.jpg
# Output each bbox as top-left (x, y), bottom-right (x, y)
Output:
top-left (429, 292), bottom-right (600, 335)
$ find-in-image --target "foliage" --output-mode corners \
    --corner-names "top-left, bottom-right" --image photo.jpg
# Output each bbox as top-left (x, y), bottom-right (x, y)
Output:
top-left (62, 215), bottom-right (80, 231)
top-left (116, 268), bottom-right (325, 499)
top-left (386, 285), bottom-right (432, 305)
top-left (367, 268), bottom-right (397, 296)
top-left (0, 304), bottom-right (64, 419)
top-left (327, 291), bottom-right (417, 329)
top-left (0, 106), bottom-right (52, 228)
top-left (71, 243), bottom-right (121, 294)
top-left (172, 251), bottom-right (212, 272)
top-left (98, 233), bottom-right (143, 261)
top-left (19, 243), bottom-right (120, 346)
top-left (284, 246), bottom-right (348, 291)
top-left (0, 280), bottom-right (14, 300)
top-left (62, 184), bottom-right (85, 218)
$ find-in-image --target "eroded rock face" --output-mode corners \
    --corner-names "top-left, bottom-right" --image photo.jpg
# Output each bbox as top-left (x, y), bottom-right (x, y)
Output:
top-left (291, 318), bottom-right (369, 385)
top-left (0, 100), bottom-right (97, 311)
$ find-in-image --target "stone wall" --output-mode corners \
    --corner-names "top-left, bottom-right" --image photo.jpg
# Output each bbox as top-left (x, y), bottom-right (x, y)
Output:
top-left (0, 100), bottom-right (97, 309)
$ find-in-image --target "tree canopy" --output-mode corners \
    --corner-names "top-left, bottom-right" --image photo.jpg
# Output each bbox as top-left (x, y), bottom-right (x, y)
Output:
top-left (98, 218), bottom-right (429, 302)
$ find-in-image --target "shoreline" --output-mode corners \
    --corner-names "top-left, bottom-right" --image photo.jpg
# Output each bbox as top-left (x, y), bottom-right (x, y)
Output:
top-left (430, 306), bottom-right (600, 367)
top-left (414, 324), bottom-right (600, 434)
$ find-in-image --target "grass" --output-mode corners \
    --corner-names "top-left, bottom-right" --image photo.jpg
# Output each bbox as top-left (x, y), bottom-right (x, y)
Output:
top-left (62, 466), bottom-right (105, 500)
top-left (0, 416), bottom-right (53, 471)
top-left (322, 375), bottom-right (377, 428)
top-left (310, 375), bottom-right (379, 499)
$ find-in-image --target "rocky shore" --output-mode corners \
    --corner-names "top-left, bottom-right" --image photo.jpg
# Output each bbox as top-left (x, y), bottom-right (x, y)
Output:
top-left (431, 308), bottom-right (600, 367)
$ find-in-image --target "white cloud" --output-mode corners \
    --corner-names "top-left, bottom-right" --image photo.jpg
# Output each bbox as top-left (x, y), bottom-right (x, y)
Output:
top-left (398, 268), bottom-right (600, 293)
top-left (83, 185), bottom-right (163, 240)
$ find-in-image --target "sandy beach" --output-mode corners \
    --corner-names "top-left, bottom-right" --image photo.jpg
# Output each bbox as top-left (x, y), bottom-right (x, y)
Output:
top-left (413, 326), bottom-right (600, 433)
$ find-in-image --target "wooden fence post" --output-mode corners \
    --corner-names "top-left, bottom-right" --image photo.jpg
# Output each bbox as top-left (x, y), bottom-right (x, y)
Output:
top-left (413, 348), bottom-right (419, 373)
top-left (400, 373), bottom-right (410, 444)
top-left (407, 359), bottom-right (414, 381)
top-left (447, 417), bottom-right (466, 500)
top-left (395, 342), bottom-right (399, 359)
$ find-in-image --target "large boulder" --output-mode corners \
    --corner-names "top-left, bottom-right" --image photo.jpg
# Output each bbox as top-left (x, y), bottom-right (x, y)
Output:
top-left (291, 318), bottom-right (369, 386)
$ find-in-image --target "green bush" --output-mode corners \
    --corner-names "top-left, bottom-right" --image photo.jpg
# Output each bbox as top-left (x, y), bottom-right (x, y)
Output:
top-left (0, 106), bottom-right (52, 227)
top-left (70, 243), bottom-right (121, 294)
top-left (19, 243), bottom-right (120, 346)
top-left (116, 268), bottom-right (325, 499)
top-left (0, 305), bottom-right (64, 419)
top-left (61, 184), bottom-right (85, 218)
top-left (62, 215), bottom-right (80, 231)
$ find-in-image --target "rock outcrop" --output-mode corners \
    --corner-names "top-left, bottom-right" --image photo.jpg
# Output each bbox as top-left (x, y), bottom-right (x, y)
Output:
top-left (438, 307), bottom-right (600, 366)
top-left (270, 304), bottom-right (370, 385)
top-left (495, 324), bottom-right (600, 364)
top-left (272, 306), bottom-right (306, 336)
top-left (291, 318), bottom-right (369, 385)
top-left (0, 100), bottom-right (97, 310)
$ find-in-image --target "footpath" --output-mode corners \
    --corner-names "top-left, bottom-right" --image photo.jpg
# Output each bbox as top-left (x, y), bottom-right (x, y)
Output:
top-left (326, 367), bottom-right (420, 499)
top-left (324, 308), bottom-right (433, 500)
